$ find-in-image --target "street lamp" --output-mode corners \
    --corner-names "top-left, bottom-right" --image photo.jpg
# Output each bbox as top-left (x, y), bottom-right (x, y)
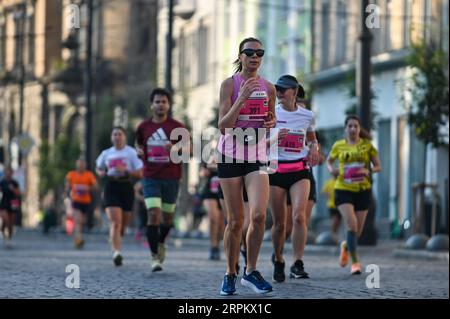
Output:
top-left (357, 0), bottom-right (372, 130)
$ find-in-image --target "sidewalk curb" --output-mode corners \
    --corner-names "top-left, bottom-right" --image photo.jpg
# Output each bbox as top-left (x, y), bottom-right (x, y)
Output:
top-left (393, 249), bottom-right (449, 262)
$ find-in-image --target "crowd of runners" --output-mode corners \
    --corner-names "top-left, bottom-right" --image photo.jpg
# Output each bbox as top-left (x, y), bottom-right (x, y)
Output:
top-left (0, 37), bottom-right (381, 296)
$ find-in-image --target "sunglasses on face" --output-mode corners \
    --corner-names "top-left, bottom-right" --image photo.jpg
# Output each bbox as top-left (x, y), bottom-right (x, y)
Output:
top-left (275, 87), bottom-right (293, 93)
top-left (240, 49), bottom-right (265, 57)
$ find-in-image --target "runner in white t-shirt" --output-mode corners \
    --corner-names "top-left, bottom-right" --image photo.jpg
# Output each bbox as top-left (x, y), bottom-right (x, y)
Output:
top-left (268, 75), bottom-right (320, 283)
top-left (96, 127), bottom-right (143, 266)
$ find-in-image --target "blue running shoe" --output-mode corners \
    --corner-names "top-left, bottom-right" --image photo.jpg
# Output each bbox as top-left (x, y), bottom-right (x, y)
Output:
top-left (220, 274), bottom-right (237, 296)
top-left (241, 270), bottom-right (273, 294)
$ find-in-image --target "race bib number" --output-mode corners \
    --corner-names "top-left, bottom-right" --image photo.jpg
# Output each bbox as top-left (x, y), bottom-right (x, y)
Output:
top-left (147, 142), bottom-right (170, 163)
top-left (238, 91), bottom-right (269, 121)
top-left (11, 199), bottom-right (20, 210)
top-left (343, 162), bottom-right (366, 184)
top-left (107, 158), bottom-right (127, 170)
top-left (278, 129), bottom-right (305, 153)
top-left (74, 184), bottom-right (89, 196)
top-left (209, 176), bottom-right (220, 193)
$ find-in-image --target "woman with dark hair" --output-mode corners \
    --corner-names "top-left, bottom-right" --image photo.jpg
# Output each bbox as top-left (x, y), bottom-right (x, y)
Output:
top-left (326, 115), bottom-right (381, 274)
top-left (217, 37), bottom-right (276, 295)
top-left (96, 126), bottom-right (143, 266)
top-left (268, 75), bottom-right (320, 283)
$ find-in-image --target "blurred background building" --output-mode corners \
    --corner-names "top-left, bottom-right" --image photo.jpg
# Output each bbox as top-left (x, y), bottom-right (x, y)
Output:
top-left (0, 0), bottom-right (158, 226)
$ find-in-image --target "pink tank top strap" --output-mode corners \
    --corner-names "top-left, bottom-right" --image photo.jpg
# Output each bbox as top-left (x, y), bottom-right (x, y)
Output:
top-left (231, 74), bottom-right (242, 104)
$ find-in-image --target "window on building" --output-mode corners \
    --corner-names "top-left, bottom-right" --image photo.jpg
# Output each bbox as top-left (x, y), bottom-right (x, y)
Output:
top-left (137, 1), bottom-right (150, 55)
top-left (278, 0), bottom-right (289, 22)
top-left (371, 0), bottom-right (382, 55)
top-left (0, 14), bottom-right (5, 69)
top-left (197, 24), bottom-right (209, 86)
top-left (224, 0), bottom-right (230, 38)
top-left (384, 0), bottom-right (392, 51)
top-left (257, 1), bottom-right (268, 31)
top-left (184, 33), bottom-right (196, 88)
top-left (238, 0), bottom-right (245, 34)
top-left (404, 0), bottom-right (412, 48)
top-left (423, 0), bottom-right (431, 42)
top-left (320, 0), bottom-right (330, 70)
top-left (377, 119), bottom-right (392, 220)
top-left (442, 0), bottom-right (449, 53)
top-left (13, 8), bottom-right (25, 67)
top-left (335, 0), bottom-right (347, 64)
top-left (178, 32), bottom-right (186, 90)
top-left (26, 3), bottom-right (35, 69)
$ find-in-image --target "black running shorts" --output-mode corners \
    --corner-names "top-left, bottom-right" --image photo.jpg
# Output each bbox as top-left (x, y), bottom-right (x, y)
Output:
top-left (334, 189), bottom-right (371, 211)
top-left (103, 180), bottom-right (134, 212)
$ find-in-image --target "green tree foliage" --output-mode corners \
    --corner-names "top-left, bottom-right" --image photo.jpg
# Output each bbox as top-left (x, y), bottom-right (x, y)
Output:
top-left (405, 42), bottom-right (449, 148)
top-left (95, 95), bottom-right (116, 153)
top-left (39, 134), bottom-right (81, 198)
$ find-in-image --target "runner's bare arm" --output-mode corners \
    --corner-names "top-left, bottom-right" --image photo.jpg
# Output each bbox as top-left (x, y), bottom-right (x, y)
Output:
top-left (128, 168), bottom-right (143, 179)
top-left (64, 179), bottom-right (71, 198)
top-left (370, 154), bottom-right (382, 173)
top-left (95, 167), bottom-right (107, 177)
top-left (306, 131), bottom-right (320, 166)
top-left (326, 157), bottom-right (339, 177)
top-left (91, 179), bottom-right (99, 192)
top-left (264, 81), bottom-right (277, 129)
top-left (266, 128), bottom-right (288, 148)
top-left (135, 129), bottom-right (145, 157)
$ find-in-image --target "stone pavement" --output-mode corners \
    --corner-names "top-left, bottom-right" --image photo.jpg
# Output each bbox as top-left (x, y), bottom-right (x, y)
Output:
top-left (0, 229), bottom-right (448, 299)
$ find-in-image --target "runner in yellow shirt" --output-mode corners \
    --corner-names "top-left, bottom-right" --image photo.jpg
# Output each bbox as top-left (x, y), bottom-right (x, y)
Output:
top-left (326, 115), bottom-right (381, 275)
top-left (321, 177), bottom-right (341, 236)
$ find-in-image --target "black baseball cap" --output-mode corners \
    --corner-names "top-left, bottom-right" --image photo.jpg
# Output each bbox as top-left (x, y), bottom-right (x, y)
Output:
top-left (275, 75), bottom-right (299, 90)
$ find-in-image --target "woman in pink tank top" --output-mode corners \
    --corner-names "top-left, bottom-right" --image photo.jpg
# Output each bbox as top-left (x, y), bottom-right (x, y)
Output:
top-left (217, 37), bottom-right (276, 296)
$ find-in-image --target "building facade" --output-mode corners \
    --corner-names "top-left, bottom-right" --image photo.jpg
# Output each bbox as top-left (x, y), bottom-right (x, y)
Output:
top-left (310, 0), bottom-right (449, 237)
top-left (1, 0), bottom-right (158, 226)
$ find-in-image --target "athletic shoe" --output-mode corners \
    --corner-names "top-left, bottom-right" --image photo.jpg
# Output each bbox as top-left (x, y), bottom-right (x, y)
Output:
top-left (339, 241), bottom-right (349, 267)
top-left (241, 270), bottom-right (273, 294)
top-left (272, 261), bottom-right (285, 283)
top-left (113, 251), bottom-right (123, 267)
top-left (209, 247), bottom-right (220, 260)
top-left (351, 263), bottom-right (362, 275)
top-left (158, 243), bottom-right (167, 264)
top-left (220, 274), bottom-right (237, 296)
top-left (151, 255), bottom-right (163, 272)
top-left (271, 248), bottom-right (284, 265)
top-left (4, 238), bottom-right (12, 249)
top-left (74, 238), bottom-right (84, 249)
top-left (289, 260), bottom-right (309, 279)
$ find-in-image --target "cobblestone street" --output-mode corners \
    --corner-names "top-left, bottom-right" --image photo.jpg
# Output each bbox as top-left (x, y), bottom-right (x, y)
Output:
top-left (0, 230), bottom-right (448, 300)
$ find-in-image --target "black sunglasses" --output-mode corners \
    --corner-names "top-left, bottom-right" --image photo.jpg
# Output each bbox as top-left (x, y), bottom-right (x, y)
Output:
top-left (275, 86), bottom-right (293, 93)
top-left (240, 49), bottom-right (265, 57)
